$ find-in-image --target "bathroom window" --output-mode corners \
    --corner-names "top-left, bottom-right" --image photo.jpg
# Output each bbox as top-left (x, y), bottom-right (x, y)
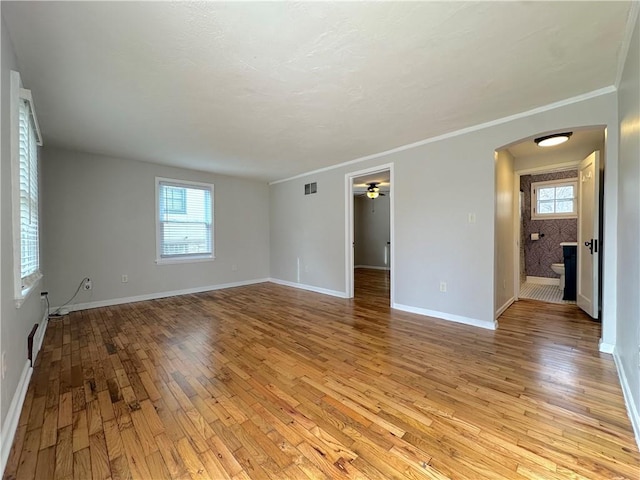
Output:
top-left (531, 178), bottom-right (578, 220)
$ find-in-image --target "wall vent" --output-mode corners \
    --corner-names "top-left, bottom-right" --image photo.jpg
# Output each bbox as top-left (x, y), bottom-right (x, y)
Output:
top-left (304, 182), bottom-right (317, 195)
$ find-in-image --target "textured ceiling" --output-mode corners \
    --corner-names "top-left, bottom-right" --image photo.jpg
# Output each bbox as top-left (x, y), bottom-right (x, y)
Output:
top-left (2, 1), bottom-right (632, 181)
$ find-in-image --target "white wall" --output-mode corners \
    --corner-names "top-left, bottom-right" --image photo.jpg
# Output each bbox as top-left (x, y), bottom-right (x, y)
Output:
top-left (494, 149), bottom-right (514, 317)
top-left (270, 91), bottom-right (619, 333)
top-left (354, 195), bottom-right (390, 268)
top-left (42, 147), bottom-right (270, 308)
top-left (0, 15), bottom-right (46, 444)
top-left (616, 11), bottom-right (640, 442)
top-left (269, 171), bottom-right (345, 291)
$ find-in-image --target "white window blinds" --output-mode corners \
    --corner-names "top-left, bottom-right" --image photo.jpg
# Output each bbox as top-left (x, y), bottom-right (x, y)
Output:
top-left (18, 97), bottom-right (40, 286)
top-left (157, 179), bottom-right (213, 260)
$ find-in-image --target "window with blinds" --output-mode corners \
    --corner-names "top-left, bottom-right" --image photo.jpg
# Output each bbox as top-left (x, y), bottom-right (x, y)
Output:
top-left (11, 70), bottom-right (43, 305)
top-left (156, 178), bottom-right (214, 262)
top-left (19, 98), bottom-right (40, 284)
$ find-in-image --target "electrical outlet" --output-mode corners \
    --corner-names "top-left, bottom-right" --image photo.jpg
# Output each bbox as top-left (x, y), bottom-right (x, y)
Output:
top-left (84, 278), bottom-right (92, 290)
top-left (439, 281), bottom-right (447, 292)
top-left (231, 264), bottom-right (238, 272)
top-left (468, 213), bottom-right (476, 224)
top-left (121, 275), bottom-right (128, 283)
top-left (1, 351), bottom-right (6, 380)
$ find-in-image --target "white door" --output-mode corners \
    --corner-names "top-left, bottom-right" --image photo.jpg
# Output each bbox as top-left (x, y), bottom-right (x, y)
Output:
top-left (577, 151), bottom-right (600, 318)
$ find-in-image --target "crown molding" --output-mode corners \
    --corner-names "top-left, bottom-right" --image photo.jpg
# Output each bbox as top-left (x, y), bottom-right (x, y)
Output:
top-left (270, 86), bottom-right (616, 186)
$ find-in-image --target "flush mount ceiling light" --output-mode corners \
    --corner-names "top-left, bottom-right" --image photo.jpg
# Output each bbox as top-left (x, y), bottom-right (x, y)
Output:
top-left (534, 132), bottom-right (573, 147)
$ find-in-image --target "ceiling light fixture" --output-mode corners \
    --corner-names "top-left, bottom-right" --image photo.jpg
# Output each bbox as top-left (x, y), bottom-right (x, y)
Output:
top-left (366, 183), bottom-right (380, 199)
top-left (534, 132), bottom-right (573, 147)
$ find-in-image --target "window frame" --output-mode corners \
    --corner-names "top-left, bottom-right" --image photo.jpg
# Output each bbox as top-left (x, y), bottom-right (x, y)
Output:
top-left (11, 71), bottom-right (43, 307)
top-left (155, 177), bottom-right (215, 265)
top-left (531, 178), bottom-right (578, 220)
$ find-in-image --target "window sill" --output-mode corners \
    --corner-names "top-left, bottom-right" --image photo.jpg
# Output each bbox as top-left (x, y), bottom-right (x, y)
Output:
top-left (14, 272), bottom-right (43, 308)
top-left (155, 255), bottom-right (215, 266)
top-left (531, 214), bottom-right (577, 221)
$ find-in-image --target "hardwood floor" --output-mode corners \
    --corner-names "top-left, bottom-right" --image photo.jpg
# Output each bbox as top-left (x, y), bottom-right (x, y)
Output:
top-left (354, 268), bottom-right (390, 301)
top-left (4, 270), bottom-right (639, 479)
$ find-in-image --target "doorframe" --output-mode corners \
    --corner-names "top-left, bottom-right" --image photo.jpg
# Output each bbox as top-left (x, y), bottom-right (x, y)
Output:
top-left (345, 163), bottom-right (395, 304)
top-left (512, 161), bottom-right (580, 301)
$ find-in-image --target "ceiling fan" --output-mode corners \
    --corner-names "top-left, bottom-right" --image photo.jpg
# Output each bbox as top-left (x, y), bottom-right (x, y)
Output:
top-left (357, 182), bottom-right (386, 199)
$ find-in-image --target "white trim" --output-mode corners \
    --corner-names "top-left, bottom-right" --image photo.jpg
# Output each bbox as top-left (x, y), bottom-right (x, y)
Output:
top-left (14, 273), bottom-right (42, 309)
top-left (598, 340), bottom-right (615, 354)
top-left (10, 71), bottom-right (22, 306)
top-left (392, 303), bottom-right (497, 330)
top-left (526, 276), bottom-right (560, 286)
top-left (0, 360), bottom-right (33, 476)
top-left (495, 297), bottom-right (515, 319)
top-left (515, 160), bottom-right (580, 176)
top-left (345, 163), bottom-right (395, 305)
top-left (33, 311), bottom-right (49, 363)
top-left (270, 86), bottom-right (615, 186)
top-left (354, 265), bottom-right (390, 271)
top-left (18, 88), bottom-right (42, 146)
top-left (615, 1), bottom-right (640, 89)
top-left (155, 255), bottom-right (215, 265)
top-left (52, 278), bottom-right (269, 313)
top-left (613, 349), bottom-right (640, 451)
top-left (268, 278), bottom-right (348, 299)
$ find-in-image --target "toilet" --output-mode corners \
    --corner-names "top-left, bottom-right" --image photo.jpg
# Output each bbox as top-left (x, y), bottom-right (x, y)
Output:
top-left (551, 263), bottom-right (565, 290)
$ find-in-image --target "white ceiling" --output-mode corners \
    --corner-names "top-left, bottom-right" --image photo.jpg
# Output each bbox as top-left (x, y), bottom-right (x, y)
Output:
top-left (2, 1), bottom-right (632, 182)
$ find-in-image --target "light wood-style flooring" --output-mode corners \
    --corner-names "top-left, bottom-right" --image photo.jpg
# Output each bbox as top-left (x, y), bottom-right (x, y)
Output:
top-left (4, 269), bottom-right (639, 479)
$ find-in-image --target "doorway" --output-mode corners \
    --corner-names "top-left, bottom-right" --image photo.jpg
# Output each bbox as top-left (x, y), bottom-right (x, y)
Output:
top-left (516, 166), bottom-right (581, 304)
top-left (495, 127), bottom-right (605, 318)
top-left (345, 164), bottom-right (394, 304)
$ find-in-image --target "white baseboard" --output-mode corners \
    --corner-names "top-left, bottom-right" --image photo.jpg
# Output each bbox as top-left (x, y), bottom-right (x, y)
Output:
top-left (33, 311), bottom-right (48, 363)
top-left (392, 303), bottom-right (496, 330)
top-left (526, 276), bottom-right (559, 286)
top-left (53, 278), bottom-right (270, 313)
top-left (612, 349), bottom-right (640, 451)
top-left (354, 265), bottom-right (390, 271)
top-left (268, 278), bottom-right (348, 298)
top-left (0, 360), bottom-right (33, 476)
top-left (495, 297), bottom-right (515, 319)
top-left (599, 340), bottom-right (615, 354)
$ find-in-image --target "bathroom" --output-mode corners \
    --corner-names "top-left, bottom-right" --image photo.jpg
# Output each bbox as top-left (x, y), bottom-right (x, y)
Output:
top-left (495, 126), bottom-right (605, 313)
top-left (519, 169), bottom-right (578, 303)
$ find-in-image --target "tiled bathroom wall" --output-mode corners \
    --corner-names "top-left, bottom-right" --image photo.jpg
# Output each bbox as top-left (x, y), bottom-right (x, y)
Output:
top-left (521, 170), bottom-right (578, 278)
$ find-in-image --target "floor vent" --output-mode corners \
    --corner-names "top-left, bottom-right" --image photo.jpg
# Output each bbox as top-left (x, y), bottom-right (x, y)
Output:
top-left (27, 323), bottom-right (38, 366)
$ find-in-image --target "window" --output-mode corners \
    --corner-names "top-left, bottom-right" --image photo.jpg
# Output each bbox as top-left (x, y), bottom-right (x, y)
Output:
top-left (531, 178), bottom-right (578, 220)
top-left (156, 178), bottom-right (213, 263)
top-left (164, 186), bottom-right (187, 214)
top-left (11, 71), bottom-right (43, 306)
